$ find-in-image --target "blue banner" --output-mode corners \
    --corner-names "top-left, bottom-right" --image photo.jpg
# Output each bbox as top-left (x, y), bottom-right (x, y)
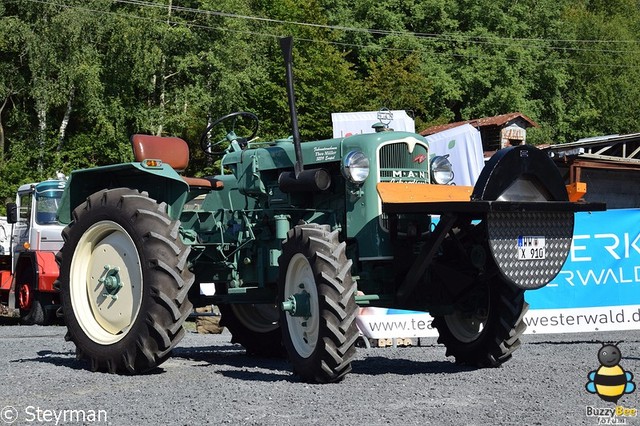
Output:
top-left (526, 209), bottom-right (640, 310)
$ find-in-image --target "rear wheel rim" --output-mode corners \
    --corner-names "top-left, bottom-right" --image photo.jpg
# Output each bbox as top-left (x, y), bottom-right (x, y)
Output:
top-left (444, 289), bottom-right (490, 344)
top-left (232, 304), bottom-right (279, 333)
top-left (444, 310), bottom-right (488, 343)
top-left (69, 221), bottom-right (143, 345)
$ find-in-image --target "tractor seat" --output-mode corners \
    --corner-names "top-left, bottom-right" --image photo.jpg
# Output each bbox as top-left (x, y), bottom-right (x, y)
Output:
top-left (131, 134), bottom-right (223, 190)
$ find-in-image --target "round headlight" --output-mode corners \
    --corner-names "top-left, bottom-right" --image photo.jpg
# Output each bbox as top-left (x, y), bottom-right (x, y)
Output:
top-left (430, 154), bottom-right (454, 185)
top-left (342, 151), bottom-right (370, 184)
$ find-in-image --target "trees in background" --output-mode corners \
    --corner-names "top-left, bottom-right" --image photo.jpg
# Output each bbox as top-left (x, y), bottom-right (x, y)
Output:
top-left (0, 0), bottom-right (638, 203)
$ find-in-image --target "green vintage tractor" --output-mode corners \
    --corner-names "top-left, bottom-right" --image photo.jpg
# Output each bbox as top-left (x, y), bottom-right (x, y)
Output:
top-left (54, 38), bottom-right (603, 382)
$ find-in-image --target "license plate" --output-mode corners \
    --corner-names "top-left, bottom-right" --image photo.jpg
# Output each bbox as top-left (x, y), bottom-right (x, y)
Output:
top-left (517, 236), bottom-right (545, 260)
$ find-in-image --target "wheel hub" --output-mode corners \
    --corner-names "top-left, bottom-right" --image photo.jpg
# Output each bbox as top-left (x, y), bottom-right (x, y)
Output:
top-left (100, 265), bottom-right (123, 300)
top-left (281, 285), bottom-right (311, 318)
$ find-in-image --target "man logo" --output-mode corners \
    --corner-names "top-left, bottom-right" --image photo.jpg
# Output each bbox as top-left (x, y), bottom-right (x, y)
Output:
top-left (413, 154), bottom-right (427, 164)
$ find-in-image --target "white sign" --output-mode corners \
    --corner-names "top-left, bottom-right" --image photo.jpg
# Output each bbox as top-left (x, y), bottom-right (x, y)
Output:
top-left (331, 110), bottom-right (415, 138)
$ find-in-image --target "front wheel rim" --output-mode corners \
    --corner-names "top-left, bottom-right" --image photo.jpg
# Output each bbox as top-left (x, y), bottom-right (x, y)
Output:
top-left (69, 221), bottom-right (143, 345)
top-left (284, 253), bottom-right (319, 358)
top-left (18, 284), bottom-right (32, 310)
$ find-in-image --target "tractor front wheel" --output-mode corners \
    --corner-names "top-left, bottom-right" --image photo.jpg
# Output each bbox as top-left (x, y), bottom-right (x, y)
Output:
top-left (432, 278), bottom-right (528, 367)
top-left (278, 224), bottom-right (358, 383)
top-left (56, 188), bottom-right (193, 374)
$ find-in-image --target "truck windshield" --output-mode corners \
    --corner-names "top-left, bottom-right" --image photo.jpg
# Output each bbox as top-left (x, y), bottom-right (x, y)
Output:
top-left (35, 189), bottom-right (63, 225)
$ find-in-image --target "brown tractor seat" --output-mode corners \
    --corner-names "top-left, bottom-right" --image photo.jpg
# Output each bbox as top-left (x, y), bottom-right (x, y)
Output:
top-left (131, 134), bottom-right (223, 190)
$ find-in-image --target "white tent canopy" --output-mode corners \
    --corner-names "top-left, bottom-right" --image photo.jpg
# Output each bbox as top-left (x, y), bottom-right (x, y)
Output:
top-left (425, 124), bottom-right (485, 187)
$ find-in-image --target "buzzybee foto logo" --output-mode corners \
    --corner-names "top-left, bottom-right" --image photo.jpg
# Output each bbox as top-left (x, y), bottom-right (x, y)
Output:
top-left (585, 342), bottom-right (637, 424)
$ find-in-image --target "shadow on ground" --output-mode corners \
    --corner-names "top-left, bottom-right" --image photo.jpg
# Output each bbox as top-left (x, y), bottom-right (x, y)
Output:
top-left (173, 341), bottom-right (472, 382)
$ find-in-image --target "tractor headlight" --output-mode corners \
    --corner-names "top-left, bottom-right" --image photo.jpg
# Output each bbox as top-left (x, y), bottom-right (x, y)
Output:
top-left (430, 154), bottom-right (454, 185)
top-left (342, 151), bottom-right (370, 184)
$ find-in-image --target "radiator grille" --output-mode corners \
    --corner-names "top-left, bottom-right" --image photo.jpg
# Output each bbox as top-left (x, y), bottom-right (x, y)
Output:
top-left (379, 142), bottom-right (429, 183)
top-left (377, 140), bottom-right (430, 233)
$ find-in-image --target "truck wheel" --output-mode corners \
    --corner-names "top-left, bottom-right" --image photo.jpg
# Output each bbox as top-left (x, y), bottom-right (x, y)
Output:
top-left (432, 279), bottom-right (528, 367)
top-left (218, 303), bottom-right (285, 357)
top-left (278, 224), bottom-right (358, 383)
top-left (56, 188), bottom-right (194, 374)
top-left (18, 283), bottom-right (45, 325)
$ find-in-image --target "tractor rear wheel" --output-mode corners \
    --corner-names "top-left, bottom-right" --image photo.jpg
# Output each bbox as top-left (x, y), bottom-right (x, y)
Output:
top-left (56, 188), bottom-right (193, 374)
top-left (278, 224), bottom-right (358, 383)
top-left (432, 277), bottom-right (528, 367)
top-left (218, 303), bottom-right (285, 357)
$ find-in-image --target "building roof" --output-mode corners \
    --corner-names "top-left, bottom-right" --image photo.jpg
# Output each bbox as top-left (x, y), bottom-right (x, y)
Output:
top-left (544, 133), bottom-right (640, 165)
top-left (420, 112), bottom-right (539, 136)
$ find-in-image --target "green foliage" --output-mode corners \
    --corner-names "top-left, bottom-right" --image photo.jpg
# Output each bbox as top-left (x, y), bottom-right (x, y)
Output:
top-left (559, 0), bottom-right (640, 141)
top-left (0, 0), bottom-right (638, 197)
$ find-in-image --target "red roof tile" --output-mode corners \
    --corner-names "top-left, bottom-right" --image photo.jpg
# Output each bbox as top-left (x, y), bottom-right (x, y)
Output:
top-left (420, 112), bottom-right (539, 136)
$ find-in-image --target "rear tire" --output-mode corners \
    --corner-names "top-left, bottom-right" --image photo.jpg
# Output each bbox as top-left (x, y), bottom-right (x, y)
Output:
top-left (432, 277), bottom-right (528, 367)
top-left (278, 224), bottom-right (358, 383)
top-left (218, 303), bottom-right (285, 357)
top-left (55, 188), bottom-right (193, 374)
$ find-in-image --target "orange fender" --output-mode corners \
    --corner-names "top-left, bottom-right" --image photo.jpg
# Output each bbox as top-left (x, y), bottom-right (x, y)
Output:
top-left (0, 270), bottom-right (12, 291)
top-left (35, 251), bottom-right (60, 292)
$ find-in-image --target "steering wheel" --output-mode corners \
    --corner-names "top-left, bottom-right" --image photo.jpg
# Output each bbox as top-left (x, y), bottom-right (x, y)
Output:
top-left (200, 111), bottom-right (259, 156)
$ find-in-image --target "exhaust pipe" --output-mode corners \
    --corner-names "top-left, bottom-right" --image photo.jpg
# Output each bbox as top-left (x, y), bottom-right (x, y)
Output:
top-left (278, 36), bottom-right (330, 193)
top-left (280, 36), bottom-right (304, 179)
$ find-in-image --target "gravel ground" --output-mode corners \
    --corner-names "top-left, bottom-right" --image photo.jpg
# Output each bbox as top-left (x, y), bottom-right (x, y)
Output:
top-left (0, 319), bottom-right (639, 426)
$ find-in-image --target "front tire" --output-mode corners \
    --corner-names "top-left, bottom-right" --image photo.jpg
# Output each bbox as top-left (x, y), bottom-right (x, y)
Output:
top-left (55, 188), bottom-right (194, 374)
top-left (18, 283), bottom-right (45, 325)
top-left (432, 277), bottom-right (528, 367)
top-left (278, 224), bottom-right (358, 383)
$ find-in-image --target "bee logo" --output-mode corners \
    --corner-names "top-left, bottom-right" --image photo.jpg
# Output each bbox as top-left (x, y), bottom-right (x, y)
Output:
top-left (586, 342), bottom-right (635, 403)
